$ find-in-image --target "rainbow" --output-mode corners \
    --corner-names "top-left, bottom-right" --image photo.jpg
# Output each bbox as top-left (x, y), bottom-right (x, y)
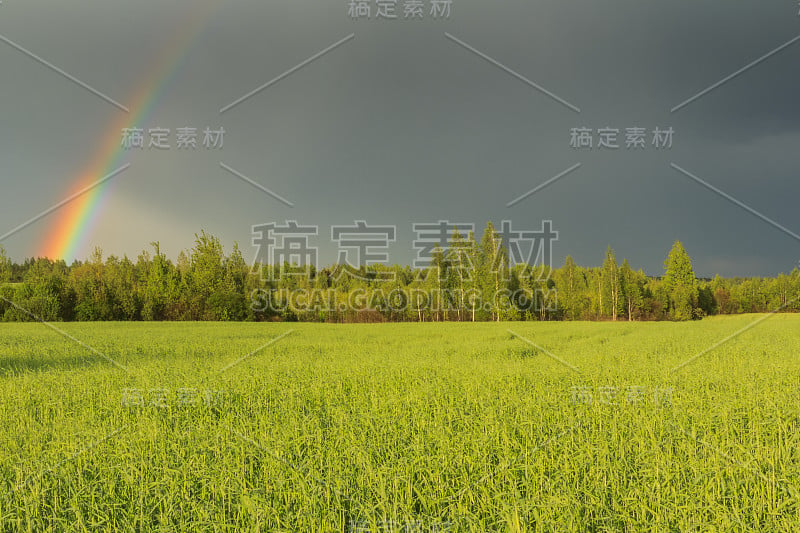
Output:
top-left (39, 2), bottom-right (219, 262)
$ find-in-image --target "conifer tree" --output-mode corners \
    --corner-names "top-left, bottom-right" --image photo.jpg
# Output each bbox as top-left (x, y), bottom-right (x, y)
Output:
top-left (663, 241), bottom-right (698, 320)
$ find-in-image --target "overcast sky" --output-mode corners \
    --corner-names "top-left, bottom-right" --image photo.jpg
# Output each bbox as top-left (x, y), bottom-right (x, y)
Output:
top-left (0, 0), bottom-right (798, 277)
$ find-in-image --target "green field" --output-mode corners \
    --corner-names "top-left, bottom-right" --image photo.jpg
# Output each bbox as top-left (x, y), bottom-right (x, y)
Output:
top-left (1, 316), bottom-right (799, 532)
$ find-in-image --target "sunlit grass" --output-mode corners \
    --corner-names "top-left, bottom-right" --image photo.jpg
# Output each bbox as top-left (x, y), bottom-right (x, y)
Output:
top-left (1, 316), bottom-right (799, 531)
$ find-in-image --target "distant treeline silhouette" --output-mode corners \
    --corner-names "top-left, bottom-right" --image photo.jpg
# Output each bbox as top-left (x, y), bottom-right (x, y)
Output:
top-left (1, 228), bottom-right (798, 323)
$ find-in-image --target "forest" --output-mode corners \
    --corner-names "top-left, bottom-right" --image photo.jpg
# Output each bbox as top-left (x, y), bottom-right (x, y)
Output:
top-left (1, 223), bottom-right (798, 323)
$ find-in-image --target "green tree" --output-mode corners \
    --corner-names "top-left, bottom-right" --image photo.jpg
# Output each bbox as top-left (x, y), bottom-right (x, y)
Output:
top-left (555, 256), bottom-right (578, 320)
top-left (463, 231), bottom-right (481, 322)
top-left (447, 229), bottom-right (475, 322)
top-left (3, 282), bottom-right (61, 322)
top-left (186, 231), bottom-right (226, 319)
top-left (141, 242), bottom-right (180, 320)
top-left (479, 222), bottom-right (509, 322)
top-left (428, 245), bottom-right (446, 321)
top-left (601, 247), bottom-right (621, 321)
top-left (663, 241), bottom-right (698, 320)
top-left (0, 246), bottom-right (11, 284)
top-left (68, 248), bottom-right (115, 321)
top-left (212, 242), bottom-right (248, 321)
top-left (619, 260), bottom-right (643, 321)
top-left (104, 255), bottom-right (140, 320)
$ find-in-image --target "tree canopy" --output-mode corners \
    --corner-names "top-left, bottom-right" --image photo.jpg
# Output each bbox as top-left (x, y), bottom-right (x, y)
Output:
top-left (0, 230), bottom-right (797, 323)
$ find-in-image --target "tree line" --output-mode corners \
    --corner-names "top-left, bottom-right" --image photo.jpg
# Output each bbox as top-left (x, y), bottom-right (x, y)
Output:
top-left (0, 225), bottom-right (798, 323)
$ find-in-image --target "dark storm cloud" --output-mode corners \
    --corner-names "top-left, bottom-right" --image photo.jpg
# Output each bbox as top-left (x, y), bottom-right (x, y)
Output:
top-left (0, 0), bottom-right (798, 276)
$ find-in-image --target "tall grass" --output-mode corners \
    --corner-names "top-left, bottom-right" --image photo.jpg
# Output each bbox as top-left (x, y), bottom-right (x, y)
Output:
top-left (1, 316), bottom-right (799, 531)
